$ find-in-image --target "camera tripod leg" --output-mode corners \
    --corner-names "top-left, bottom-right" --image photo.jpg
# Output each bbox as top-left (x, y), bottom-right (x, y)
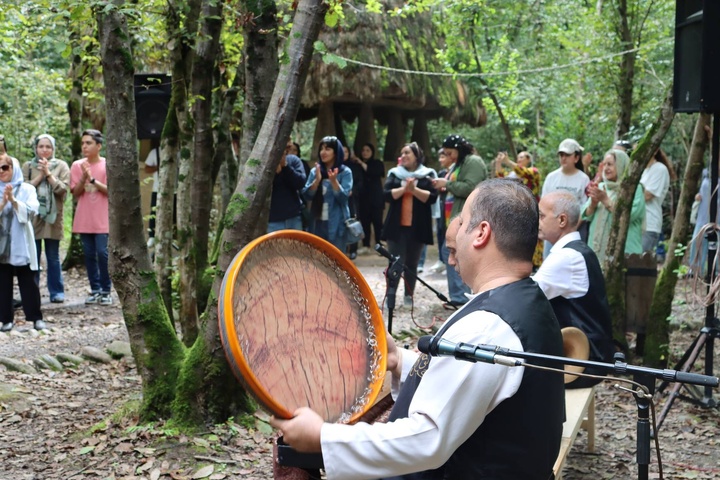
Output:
top-left (654, 331), bottom-right (708, 434)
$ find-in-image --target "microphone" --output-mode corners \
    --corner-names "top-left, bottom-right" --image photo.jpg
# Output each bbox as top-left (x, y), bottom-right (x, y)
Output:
top-left (375, 243), bottom-right (396, 261)
top-left (418, 335), bottom-right (523, 367)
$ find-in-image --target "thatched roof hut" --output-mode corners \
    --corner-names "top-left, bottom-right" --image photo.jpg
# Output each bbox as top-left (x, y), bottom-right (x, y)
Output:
top-left (299, 1), bottom-right (486, 161)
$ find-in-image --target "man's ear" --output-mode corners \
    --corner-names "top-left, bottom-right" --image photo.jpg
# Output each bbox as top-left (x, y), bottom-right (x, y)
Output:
top-left (558, 213), bottom-right (568, 228)
top-left (472, 221), bottom-right (491, 248)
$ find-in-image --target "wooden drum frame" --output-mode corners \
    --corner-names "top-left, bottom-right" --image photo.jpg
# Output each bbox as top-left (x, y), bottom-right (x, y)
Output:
top-left (219, 230), bottom-right (387, 424)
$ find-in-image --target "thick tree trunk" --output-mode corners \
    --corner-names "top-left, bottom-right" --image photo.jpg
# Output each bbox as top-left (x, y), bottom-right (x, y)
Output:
top-left (384, 110), bottom-right (405, 163)
top-left (603, 86), bottom-right (675, 352)
top-left (411, 113), bottom-right (430, 162)
top-left (63, 28), bottom-right (88, 271)
top-left (97, 0), bottom-right (186, 420)
top-left (314, 101), bottom-right (336, 153)
top-left (645, 113), bottom-right (711, 367)
top-left (172, 0), bottom-right (329, 425)
top-left (239, 1), bottom-right (280, 167)
top-left (354, 103), bottom-right (377, 156)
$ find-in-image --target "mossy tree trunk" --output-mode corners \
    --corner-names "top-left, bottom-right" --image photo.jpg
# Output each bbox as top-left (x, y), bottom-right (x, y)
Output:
top-left (97, 0), bottom-right (186, 420)
top-left (645, 113), bottom-right (711, 367)
top-left (155, 0), bottom-right (203, 327)
top-left (241, 0), bottom-right (280, 242)
top-left (209, 60), bottom-right (244, 267)
top-left (190, 0), bottom-right (223, 280)
top-left (603, 86), bottom-right (675, 353)
top-left (172, 0), bottom-right (329, 425)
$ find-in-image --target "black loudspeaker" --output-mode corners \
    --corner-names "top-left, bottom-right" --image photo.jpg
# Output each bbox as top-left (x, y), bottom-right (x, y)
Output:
top-left (134, 73), bottom-right (172, 139)
top-left (673, 0), bottom-right (720, 113)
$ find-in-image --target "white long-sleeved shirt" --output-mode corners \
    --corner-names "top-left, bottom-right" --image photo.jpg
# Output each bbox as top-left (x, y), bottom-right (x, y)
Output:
top-left (320, 297), bottom-right (525, 480)
top-left (532, 231), bottom-right (589, 300)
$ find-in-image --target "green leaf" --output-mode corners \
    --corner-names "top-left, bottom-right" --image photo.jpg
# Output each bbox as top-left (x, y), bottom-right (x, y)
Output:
top-left (322, 53), bottom-right (347, 69)
top-left (79, 446), bottom-right (95, 455)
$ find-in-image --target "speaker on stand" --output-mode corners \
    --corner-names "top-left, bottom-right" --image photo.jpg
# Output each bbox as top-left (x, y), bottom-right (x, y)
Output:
top-left (655, 0), bottom-right (720, 433)
top-left (134, 73), bottom-right (171, 140)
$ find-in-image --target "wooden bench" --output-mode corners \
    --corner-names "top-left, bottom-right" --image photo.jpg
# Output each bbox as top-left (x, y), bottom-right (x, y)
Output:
top-left (553, 386), bottom-right (596, 479)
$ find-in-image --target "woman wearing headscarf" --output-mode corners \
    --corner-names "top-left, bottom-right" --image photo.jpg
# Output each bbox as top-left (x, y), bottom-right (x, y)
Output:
top-left (581, 149), bottom-right (645, 266)
top-left (381, 142), bottom-right (438, 307)
top-left (302, 136), bottom-right (353, 253)
top-left (356, 143), bottom-right (385, 254)
top-left (0, 153), bottom-right (44, 331)
top-left (431, 134), bottom-right (487, 307)
top-left (22, 134), bottom-right (70, 303)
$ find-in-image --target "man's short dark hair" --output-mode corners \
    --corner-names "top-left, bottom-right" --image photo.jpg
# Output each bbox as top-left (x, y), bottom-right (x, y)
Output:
top-left (82, 129), bottom-right (104, 145)
top-left (466, 178), bottom-right (538, 262)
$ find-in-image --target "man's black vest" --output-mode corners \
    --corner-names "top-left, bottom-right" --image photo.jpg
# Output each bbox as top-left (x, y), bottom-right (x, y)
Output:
top-left (384, 278), bottom-right (564, 480)
top-left (549, 240), bottom-right (614, 385)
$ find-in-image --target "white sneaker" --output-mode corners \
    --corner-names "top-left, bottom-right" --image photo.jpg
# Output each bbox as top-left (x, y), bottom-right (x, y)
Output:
top-left (428, 261), bottom-right (444, 273)
top-left (357, 247), bottom-right (370, 255)
top-left (404, 295), bottom-right (413, 307)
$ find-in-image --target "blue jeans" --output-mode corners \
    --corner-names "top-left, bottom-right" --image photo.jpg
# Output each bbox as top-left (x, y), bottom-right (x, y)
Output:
top-left (442, 242), bottom-right (470, 304)
top-left (81, 233), bottom-right (111, 294)
top-left (267, 216), bottom-right (303, 234)
top-left (35, 239), bottom-right (64, 300)
top-left (312, 220), bottom-right (347, 254)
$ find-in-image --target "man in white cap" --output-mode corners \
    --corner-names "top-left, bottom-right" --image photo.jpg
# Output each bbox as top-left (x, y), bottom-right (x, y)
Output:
top-left (540, 138), bottom-right (590, 257)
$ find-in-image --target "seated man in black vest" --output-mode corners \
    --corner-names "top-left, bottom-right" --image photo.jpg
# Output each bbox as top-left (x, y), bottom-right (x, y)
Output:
top-left (533, 190), bottom-right (615, 388)
top-left (271, 178), bottom-right (565, 480)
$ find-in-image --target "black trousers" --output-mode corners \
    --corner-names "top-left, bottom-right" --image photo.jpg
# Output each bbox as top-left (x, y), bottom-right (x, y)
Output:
top-left (359, 201), bottom-right (384, 248)
top-left (0, 263), bottom-right (42, 324)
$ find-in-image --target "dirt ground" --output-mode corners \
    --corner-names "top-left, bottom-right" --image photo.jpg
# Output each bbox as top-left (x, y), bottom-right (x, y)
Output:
top-left (1, 250), bottom-right (719, 479)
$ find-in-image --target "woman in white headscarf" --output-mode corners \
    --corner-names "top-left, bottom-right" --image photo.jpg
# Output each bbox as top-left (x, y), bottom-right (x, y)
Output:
top-left (22, 134), bottom-right (70, 303)
top-left (581, 148), bottom-right (645, 266)
top-left (0, 153), bottom-right (44, 331)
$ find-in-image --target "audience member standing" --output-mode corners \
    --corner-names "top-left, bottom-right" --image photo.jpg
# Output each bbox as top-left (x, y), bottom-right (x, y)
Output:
top-left (0, 154), bottom-right (45, 331)
top-left (432, 134), bottom-right (487, 307)
top-left (71, 129), bottom-right (112, 306)
top-left (302, 136), bottom-right (352, 253)
top-left (495, 150), bottom-right (543, 268)
top-left (426, 148), bottom-right (452, 274)
top-left (23, 134), bottom-right (70, 303)
top-left (267, 141), bottom-right (307, 233)
top-left (640, 148), bottom-right (674, 256)
top-left (343, 145), bottom-right (365, 259)
top-left (581, 149), bottom-right (645, 265)
top-left (286, 141), bottom-right (312, 232)
top-left (381, 142), bottom-right (438, 307)
top-left (542, 138), bottom-right (591, 257)
top-left (356, 143), bottom-right (385, 254)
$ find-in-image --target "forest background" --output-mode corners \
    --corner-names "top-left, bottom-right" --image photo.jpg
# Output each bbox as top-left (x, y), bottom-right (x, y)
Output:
top-left (0, 0), bottom-right (712, 428)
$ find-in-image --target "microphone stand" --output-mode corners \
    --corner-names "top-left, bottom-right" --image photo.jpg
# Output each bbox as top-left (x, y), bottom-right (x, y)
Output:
top-left (374, 244), bottom-right (457, 334)
top-left (378, 246), bottom-right (403, 334)
top-left (441, 340), bottom-right (718, 480)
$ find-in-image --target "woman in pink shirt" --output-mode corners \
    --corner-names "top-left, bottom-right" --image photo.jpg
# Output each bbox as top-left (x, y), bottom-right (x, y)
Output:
top-left (70, 129), bottom-right (112, 305)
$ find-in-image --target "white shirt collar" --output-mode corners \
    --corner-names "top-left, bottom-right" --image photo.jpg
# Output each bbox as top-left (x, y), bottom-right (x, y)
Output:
top-left (550, 231), bottom-right (582, 253)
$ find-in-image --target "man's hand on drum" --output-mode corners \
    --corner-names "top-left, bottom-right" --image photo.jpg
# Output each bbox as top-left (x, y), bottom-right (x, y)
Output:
top-left (270, 407), bottom-right (323, 453)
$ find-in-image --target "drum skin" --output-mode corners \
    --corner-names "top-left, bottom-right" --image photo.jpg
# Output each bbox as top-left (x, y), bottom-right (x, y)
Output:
top-left (219, 230), bottom-right (387, 424)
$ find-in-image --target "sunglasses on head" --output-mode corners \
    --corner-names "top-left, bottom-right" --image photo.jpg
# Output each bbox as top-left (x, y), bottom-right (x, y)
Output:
top-left (321, 136), bottom-right (338, 144)
top-left (0, 164), bottom-right (11, 171)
